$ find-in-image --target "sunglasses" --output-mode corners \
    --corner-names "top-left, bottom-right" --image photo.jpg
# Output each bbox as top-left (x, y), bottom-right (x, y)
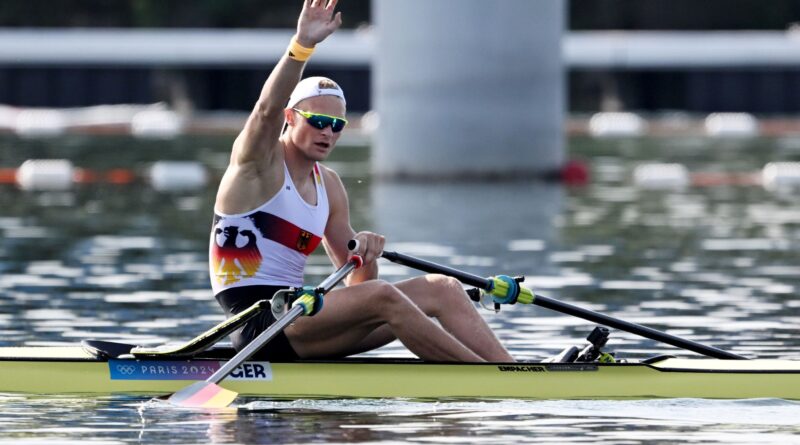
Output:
top-left (293, 108), bottom-right (348, 133)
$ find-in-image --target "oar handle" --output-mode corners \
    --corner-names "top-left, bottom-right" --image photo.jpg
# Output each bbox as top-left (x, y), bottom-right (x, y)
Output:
top-left (380, 250), bottom-right (747, 360)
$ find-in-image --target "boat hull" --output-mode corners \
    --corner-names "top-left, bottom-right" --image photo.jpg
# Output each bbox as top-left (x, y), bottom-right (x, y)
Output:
top-left (1, 347), bottom-right (798, 400)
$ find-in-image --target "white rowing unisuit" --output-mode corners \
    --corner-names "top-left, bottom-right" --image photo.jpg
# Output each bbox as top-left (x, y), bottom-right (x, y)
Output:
top-left (209, 162), bottom-right (329, 295)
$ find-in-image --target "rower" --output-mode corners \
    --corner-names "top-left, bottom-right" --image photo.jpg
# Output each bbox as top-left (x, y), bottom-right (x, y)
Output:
top-left (208, 0), bottom-right (515, 363)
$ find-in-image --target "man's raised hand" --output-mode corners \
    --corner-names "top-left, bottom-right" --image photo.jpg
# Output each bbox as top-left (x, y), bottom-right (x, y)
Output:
top-left (296, 0), bottom-right (343, 48)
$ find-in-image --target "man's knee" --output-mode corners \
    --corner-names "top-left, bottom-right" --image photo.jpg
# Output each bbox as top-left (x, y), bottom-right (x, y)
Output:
top-left (426, 274), bottom-right (470, 304)
top-left (428, 274), bottom-right (462, 292)
top-left (360, 279), bottom-right (406, 308)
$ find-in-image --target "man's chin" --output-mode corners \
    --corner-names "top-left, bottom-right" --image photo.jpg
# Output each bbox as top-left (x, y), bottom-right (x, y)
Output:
top-left (295, 144), bottom-right (333, 162)
top-left (311, 148), bottom-right (333, 161)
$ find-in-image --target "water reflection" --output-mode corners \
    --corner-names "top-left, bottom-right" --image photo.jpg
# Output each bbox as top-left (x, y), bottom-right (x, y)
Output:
top-left (0, 394), bottom-right (797, 444)
top-left (370, 180), bottom-right (567, 359)
top-left (134, 398), bottom-right (800, 444)
top-left (372, 180), bottom-right (563, 257)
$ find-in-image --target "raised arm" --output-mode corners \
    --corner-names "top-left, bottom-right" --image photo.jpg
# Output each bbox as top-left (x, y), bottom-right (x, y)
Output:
top-left (215, 0), bottom-right (342, 214)
top-left (234, 0), bottom-right (342, 167)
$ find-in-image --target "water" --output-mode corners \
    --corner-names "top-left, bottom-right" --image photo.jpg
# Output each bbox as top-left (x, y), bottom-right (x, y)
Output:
top-left (0, 396), bottom-right (797, 444)
top-left (0, 133), bottom-right (799, 443)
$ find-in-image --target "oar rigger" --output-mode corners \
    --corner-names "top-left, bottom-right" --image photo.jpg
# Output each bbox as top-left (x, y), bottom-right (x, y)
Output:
top-left (270, 286), bottom-right (326, 319)
top-left (475, 274), bottom-right (534, 312)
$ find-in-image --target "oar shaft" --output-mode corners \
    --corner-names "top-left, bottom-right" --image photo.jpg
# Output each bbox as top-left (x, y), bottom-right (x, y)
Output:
top-left (531, 293), bottom-right (745, 360)
top-left (318, 259), bottom-right (360, 293)
top-left (381, 251), bottom-right (487, 288)
top-left (207, 304), bottom-right (305, 384)
top-left (381, 250), bottom-right (747, 360)
top-left (205, 256), bottom-right (362, 385)
top-left (132, 299), bottom-right (271, 358)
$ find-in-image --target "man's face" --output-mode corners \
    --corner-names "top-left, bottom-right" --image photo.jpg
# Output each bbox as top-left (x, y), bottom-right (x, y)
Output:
top-left (287, 95), bottom-right (347, 162)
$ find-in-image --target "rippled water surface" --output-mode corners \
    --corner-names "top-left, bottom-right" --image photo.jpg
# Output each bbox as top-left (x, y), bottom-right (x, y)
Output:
top-left (0, 134), bottom-right (799, 443)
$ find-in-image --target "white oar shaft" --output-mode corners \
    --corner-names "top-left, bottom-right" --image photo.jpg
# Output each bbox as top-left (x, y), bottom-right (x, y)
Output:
top-left (203, 256), bottom-right (362, 386)
top-left (206, 304), bottom-right (305, 385)
top-left (317, 259), bottom-right (358, 293)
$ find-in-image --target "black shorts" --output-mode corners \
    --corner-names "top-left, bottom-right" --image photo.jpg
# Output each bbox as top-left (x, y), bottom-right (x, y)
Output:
top-left (215, 285), bottom-right (300, 361)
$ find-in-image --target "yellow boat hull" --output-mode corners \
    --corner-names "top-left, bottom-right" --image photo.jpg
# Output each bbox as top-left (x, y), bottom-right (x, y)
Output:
top-left (0, 346), bottom-right (798, 400)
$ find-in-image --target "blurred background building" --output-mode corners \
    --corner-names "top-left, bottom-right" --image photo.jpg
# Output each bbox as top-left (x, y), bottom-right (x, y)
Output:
top-left (2, 0), bottom-right (800, 115)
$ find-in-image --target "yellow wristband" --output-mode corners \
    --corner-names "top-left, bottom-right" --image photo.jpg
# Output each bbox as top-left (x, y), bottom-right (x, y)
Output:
top-left (287, 37), bottom-right (315, 62)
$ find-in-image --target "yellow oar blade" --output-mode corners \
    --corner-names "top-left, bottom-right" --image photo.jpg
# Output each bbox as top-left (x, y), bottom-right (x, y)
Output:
top-left (167, 381), bottom-right (238, 408)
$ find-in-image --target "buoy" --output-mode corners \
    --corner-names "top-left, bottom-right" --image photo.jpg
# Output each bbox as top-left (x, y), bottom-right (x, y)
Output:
top-left (15, 159), bottom-right (75, 191)
top-left (15, 110), bottom-right (68, 137)
top-left (631, 162), bottom-right (799, 190)
top-left (633, 163), bottom-right (690, 190)
top-left (148, 161), bottom-right (208, 191)
top-left (704, 113), bottom-right (758, 137)
top-left (0, 106), bottom-right (18, 131)
top-left (0, 168), bottom-right (17, 184)
top-left (561, 159), bottom-right (590, 186)
top-left (588, 112), bottom-right (646, 137)
top-left (131, 109), bottom-right (185, 139)
top-left (762, 162), bottom-right (800, 191)
top-left (105, 169), bottom-right (137, 185)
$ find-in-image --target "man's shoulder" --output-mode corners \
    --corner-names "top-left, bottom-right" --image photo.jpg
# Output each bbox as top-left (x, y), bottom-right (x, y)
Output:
top-left (317, 162), bottom-right (337, 175)
top-left (215, 146), bottom-right (285, 213)
top-left (318, 162), bottom-right (344, 187)
top-left (318, 162), bottom-right (349, 210)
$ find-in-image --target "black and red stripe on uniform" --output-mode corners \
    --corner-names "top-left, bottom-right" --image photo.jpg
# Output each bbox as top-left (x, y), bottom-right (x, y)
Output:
top-left (209, 163), bottom-right (329, 361)
top-left (209, 162), bottom-right (328, 293)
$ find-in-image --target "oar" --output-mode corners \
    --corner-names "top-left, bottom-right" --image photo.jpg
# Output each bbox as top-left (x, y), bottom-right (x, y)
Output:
top-left (131, 299), bottom-right (271, 358)
top-left (166, 253), bottom-right (364, 408)
top-left (379, 249), bottom-right (747, 360)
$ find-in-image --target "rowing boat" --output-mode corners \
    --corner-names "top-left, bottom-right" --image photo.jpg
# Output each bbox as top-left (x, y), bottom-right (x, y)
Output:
top-left (2, 250), bottom-right (797, 403)
top-left (0, 341), bottom-right (798, 400)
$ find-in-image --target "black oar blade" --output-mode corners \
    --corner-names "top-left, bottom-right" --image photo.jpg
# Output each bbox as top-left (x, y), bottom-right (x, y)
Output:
top-left (166, 381), bottom-right (238, 408)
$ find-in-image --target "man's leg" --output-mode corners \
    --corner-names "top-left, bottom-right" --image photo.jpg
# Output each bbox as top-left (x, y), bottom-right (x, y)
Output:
top-left (340, 276), bottom-right (516, 361)
top-left (284, 279), bottom-right (483, 362)
top-left (394, 274), bottom-right (515, 362)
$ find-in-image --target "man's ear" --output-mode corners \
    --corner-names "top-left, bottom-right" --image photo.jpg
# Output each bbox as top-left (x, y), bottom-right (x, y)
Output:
top-left (284, 108), bottom-right (295, 126)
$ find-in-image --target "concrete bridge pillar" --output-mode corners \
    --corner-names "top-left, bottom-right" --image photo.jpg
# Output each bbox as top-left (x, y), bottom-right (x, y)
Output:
top-left (372, 0), bottom-right (565, 180)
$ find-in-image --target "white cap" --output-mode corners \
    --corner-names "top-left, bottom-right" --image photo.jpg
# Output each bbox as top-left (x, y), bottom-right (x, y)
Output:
top-left (287, 77), bottom-right (347, 108)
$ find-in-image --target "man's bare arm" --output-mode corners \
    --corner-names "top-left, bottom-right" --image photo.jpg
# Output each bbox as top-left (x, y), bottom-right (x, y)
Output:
top-left (234, 0), bottom-right (343, 167)
top-left (321, 168), bottom-right (382, 285)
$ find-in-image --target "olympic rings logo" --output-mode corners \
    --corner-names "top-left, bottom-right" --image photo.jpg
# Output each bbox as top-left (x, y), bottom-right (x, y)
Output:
top-left (116, 364), bottom-right (137, 375)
